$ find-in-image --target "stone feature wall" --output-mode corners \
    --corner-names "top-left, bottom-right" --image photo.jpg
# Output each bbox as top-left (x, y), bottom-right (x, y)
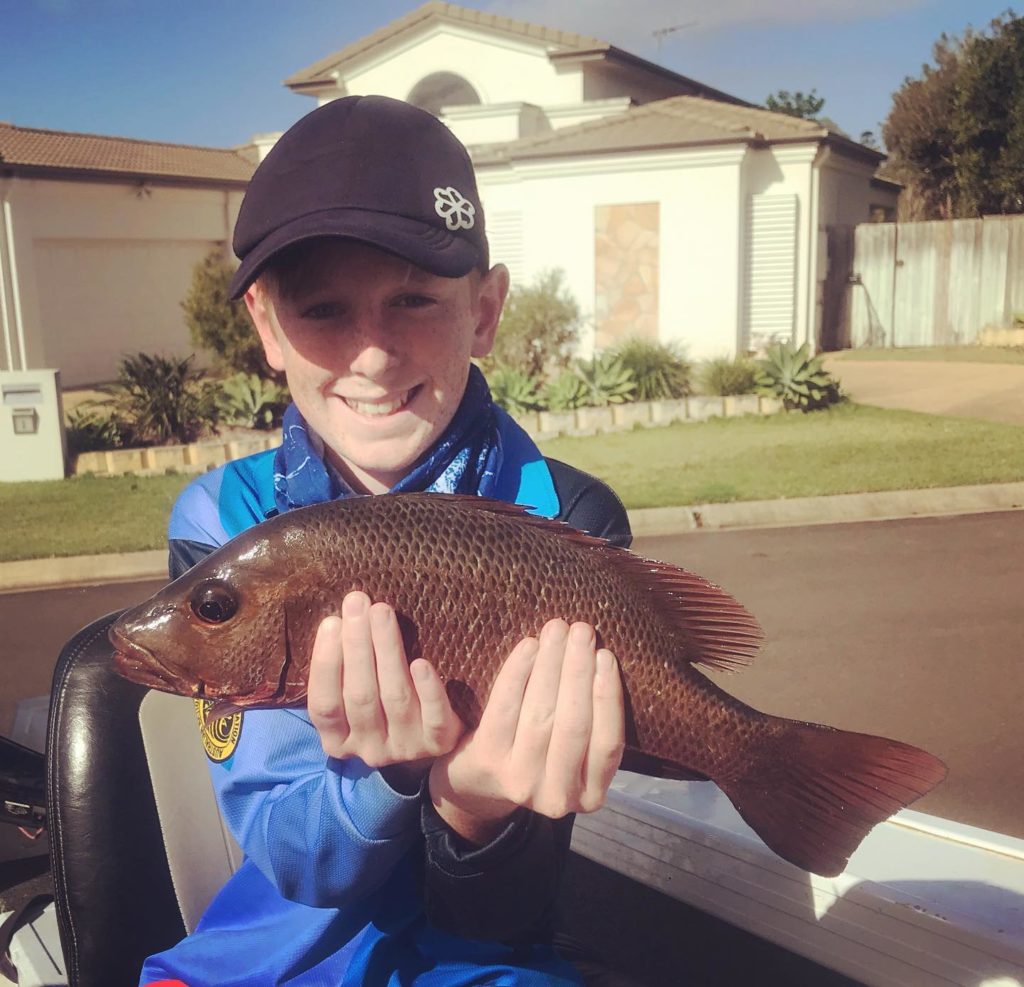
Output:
top-left (594, 202), bottom-right (660, 349)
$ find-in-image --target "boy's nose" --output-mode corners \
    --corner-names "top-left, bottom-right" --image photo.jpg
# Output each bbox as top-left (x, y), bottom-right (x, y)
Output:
top-left (348, 320), bottom-right (398, 378)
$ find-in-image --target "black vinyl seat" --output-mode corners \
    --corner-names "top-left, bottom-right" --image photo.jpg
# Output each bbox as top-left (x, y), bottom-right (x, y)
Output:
top-left (46, 611), bottom-right (187, 987)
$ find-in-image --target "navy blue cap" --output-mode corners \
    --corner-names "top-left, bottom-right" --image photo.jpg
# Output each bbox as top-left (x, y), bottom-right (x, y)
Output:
top-left (229, 95), bottom-right (488, 299)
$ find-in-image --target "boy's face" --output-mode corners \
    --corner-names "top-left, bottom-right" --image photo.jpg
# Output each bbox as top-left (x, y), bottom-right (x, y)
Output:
top-left (246, 240), bottom-right (508, 494)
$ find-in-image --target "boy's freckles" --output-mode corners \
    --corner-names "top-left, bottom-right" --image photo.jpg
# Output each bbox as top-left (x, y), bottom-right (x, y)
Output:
top-left (246, 241), bottom-right (507, 494)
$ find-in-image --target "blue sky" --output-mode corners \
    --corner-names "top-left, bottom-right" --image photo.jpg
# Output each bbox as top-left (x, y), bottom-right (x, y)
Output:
top-left (1, 1), bottom-right (1014, 150)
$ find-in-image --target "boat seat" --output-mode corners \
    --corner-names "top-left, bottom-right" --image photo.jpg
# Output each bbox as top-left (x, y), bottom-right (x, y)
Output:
top-left (46, 610), bottom-right (241, 987)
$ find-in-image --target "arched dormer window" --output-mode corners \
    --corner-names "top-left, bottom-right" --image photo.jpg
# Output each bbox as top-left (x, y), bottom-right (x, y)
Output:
top-left (407, 72), bottom-right (481, 117)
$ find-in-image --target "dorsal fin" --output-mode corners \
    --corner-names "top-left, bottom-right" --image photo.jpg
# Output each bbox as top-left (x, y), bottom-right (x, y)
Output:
top-left (380, 493), bottom-right (763, 672)
top-left (613, 550), bottom-right (763, 670)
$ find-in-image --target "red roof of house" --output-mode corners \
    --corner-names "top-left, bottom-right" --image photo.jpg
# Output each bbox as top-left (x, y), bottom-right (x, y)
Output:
top-left (0, 122), bottom-right (255, 184)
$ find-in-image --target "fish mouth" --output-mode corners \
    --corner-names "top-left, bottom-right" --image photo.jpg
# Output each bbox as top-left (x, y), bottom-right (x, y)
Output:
top-left (109, 625), bottom-right (195, 694)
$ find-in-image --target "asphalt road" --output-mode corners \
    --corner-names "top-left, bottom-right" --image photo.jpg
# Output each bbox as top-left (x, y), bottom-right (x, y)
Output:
top-left (632, 510), bottom-right (1024, 840)
top-left (0, 577), bottom-right (166, 742)
top-left (1, 510), bottom-right (1021, 842)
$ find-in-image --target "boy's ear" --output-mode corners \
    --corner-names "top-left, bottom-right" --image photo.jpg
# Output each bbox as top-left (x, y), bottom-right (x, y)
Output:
top-left (471, 264), bottom-right (510, 359)
top-left (245, 283), bottom-right (286, 373)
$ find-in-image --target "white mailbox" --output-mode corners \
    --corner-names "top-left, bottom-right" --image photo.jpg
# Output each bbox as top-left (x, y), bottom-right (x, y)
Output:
top-left (1, 369), bottom-right (67, 481)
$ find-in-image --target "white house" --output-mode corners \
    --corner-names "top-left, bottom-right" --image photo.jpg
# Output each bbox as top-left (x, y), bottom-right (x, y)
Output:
top-left (284, 1), bottom-right (899, 360)
top-left (0, 0), bottom-right (897, 387)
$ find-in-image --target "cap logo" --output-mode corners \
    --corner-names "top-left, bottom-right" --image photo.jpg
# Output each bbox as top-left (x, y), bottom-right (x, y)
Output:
top-left (433, 186), bottom-right (475, 231)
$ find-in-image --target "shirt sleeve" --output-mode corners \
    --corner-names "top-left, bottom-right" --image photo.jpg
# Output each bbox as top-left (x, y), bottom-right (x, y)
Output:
top-left (209, 708), bottom-right (423, 909)
top-left (421, 801), bottom-right (576, 942)
top-left (420, 469), bottom-right (631, 941)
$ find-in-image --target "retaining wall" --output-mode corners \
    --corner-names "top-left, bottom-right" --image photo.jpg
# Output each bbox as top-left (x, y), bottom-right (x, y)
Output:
top-left (71, 394), bottom-right (782, 477)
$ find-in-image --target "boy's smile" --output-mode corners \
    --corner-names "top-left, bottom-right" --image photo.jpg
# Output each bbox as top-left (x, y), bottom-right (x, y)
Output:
top-left (246, 240), bottom-right (508, 494)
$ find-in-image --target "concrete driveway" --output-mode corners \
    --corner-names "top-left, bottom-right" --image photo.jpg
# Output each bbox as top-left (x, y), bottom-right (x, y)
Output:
top-left (823, 356), bottom-right (1024, 425)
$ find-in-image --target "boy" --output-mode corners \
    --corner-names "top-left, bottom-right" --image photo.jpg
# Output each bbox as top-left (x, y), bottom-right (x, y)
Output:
top-left (143, 95), bottom-right (632, 986)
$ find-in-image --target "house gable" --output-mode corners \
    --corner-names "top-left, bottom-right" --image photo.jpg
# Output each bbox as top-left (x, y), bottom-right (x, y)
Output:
top-left (286, 2), bottom-right (749, 146)
top-left (339, 22), bottom-right (585, 113)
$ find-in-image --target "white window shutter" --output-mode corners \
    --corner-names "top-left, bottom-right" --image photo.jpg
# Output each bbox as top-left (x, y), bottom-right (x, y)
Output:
top-left (745, 193), bottom-right (799, 348)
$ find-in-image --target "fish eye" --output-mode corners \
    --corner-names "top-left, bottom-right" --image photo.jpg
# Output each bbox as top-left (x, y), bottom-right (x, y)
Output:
top-left (191, 582), bottom-right (238, 625)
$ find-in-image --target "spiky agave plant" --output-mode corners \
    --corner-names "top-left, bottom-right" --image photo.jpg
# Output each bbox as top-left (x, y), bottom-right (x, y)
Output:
top-left (216, 373), bottom-right (289, 429)
top-left (486, 365), bottom-right (544, 415)
top-left (543, 370), bottom-right (590, 412)
top-left (573, 353), bottom-right (637, 406)
top-left (755, 342), bottom-right (841, 411)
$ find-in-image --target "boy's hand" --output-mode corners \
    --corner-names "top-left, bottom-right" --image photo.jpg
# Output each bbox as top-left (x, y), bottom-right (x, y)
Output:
top-left (307, 592), bottom-right (464, 788)
top-left (428, 619), bottom-right (626, 845)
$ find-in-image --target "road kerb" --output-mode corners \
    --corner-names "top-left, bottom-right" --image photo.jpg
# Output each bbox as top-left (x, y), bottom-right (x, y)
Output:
top-left (3, 482), bottom-right (1024, 591)
top-left (628, 482), bottom-right (1024, 536)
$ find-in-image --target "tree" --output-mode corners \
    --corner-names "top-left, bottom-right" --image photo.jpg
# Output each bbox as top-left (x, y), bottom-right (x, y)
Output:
top-left (952, 13), bottom-right (1024, 215)
top-left (482, 269), bottom-right (581, 378)
top-left (765, 89), bottom-right (826, 119)
top-left (182, 248), bottom-right (270, 377)
top-left (883, 13), bottom-right (1024, 219)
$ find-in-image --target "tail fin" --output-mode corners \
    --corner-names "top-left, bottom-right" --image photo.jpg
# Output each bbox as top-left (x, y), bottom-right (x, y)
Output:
top-left (718, 721), bottom-right (947, 877)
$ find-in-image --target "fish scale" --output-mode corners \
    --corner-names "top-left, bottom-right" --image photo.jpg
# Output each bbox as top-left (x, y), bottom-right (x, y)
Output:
top-left (110, 491), bottom-right (946, 877)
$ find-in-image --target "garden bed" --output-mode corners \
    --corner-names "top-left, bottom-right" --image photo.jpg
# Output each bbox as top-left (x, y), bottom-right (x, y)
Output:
top-left (70, 395), bottom-right (782, 476)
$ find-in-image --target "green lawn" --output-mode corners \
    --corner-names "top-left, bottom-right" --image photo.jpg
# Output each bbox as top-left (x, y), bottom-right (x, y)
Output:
top-left (2, 473), bottom-right (191, 562)
top-left (830, 345), bottom-right (1024, 364)
top-left (540, 403), bottom-right (1024, 509)
top-left (3, 403), bottom-right (1023, 562)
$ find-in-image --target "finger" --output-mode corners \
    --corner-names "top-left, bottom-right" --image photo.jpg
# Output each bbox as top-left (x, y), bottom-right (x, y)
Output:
top-left (473, 636), bottom-right (539, 752)
top-left (409, 659), bottom-right (463, 754)
top-left (306, 616), bottom-right (349, 751)
top-left (513, 619), bottom-right (568, 757)
top-left (339, 591), bottom-right (386, 738)
top-left (579, 649), bottom-right (626, 813)
top-left (368, 603), bottom-right (417, 727)
top-left (541, 622), bottom-right (598, 808)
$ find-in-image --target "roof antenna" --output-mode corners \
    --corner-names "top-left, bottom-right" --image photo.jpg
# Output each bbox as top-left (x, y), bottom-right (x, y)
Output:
top-left (652, 21), bottom-right (698, 49)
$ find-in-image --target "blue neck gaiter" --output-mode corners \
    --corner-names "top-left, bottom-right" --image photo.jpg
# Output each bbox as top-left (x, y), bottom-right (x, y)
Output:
top-left (273, 365), bottom-right (501, 513)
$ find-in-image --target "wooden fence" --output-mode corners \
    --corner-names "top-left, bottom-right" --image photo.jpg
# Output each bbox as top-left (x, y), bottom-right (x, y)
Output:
top-left (822, 215), bottom-right (1024, 350)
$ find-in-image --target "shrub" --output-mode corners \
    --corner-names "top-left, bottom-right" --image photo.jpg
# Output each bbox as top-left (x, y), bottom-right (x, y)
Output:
top-left (216, 373), bottom-right (289, 430)
top-left (543, 370), bottom-right (589, 412)
top-left (484, 269), bottom-right (581, 378)
top-left (486, 365), bottom-right (544, 415)
top-left (610, 337), bottom-right (692, 400)
top-left (700, 356), bottom-right (760, 396)
top-left (65, 405), bottom-right (127, 454)
top-left (100, 352), bottom-right (218, 445)
top-left (182, 248), bottom-right (269, 377)
top-left (573, 353), bottom-right (637, 406)
top-left (756, 341), bottom-right (842, 411)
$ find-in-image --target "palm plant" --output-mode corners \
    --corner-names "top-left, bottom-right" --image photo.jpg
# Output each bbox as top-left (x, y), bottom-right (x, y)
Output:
top-left (100, 353), bottom-right (217, 444)
top-left (610, 338), bottom-right (692, 400)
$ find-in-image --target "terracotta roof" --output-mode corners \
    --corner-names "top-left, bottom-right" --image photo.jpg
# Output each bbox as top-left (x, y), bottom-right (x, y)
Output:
top-left (470, 95), bottom-right (840, 165)
top-left (0, 122), bottom-right (255, 184)
top-left (285, 1), bottom-right (611, 88)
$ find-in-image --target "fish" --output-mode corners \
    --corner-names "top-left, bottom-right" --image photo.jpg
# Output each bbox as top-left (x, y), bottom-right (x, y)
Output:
top-left (110, 492), bottom-right (946, 877)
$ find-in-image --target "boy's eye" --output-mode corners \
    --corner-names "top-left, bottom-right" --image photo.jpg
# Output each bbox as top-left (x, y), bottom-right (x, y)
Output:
top-left (393, 293), bottom-right (436, 309)
top-left (301, 302), bottom-right (342, 320)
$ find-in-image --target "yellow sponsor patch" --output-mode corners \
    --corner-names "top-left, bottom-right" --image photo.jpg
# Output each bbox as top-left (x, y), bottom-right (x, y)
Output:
top-left (194, 699), bottom-right (243, 763)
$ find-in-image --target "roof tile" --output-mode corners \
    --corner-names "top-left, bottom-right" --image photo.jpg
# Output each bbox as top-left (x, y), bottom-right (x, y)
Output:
top-left (470, 95), bottom-right (829, 164)
top-left (0, 122), bottom-right (255, 183)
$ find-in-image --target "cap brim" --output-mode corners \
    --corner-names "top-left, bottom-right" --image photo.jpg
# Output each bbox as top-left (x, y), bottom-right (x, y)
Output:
top-left (228, 208), bottom-right (481, 299)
